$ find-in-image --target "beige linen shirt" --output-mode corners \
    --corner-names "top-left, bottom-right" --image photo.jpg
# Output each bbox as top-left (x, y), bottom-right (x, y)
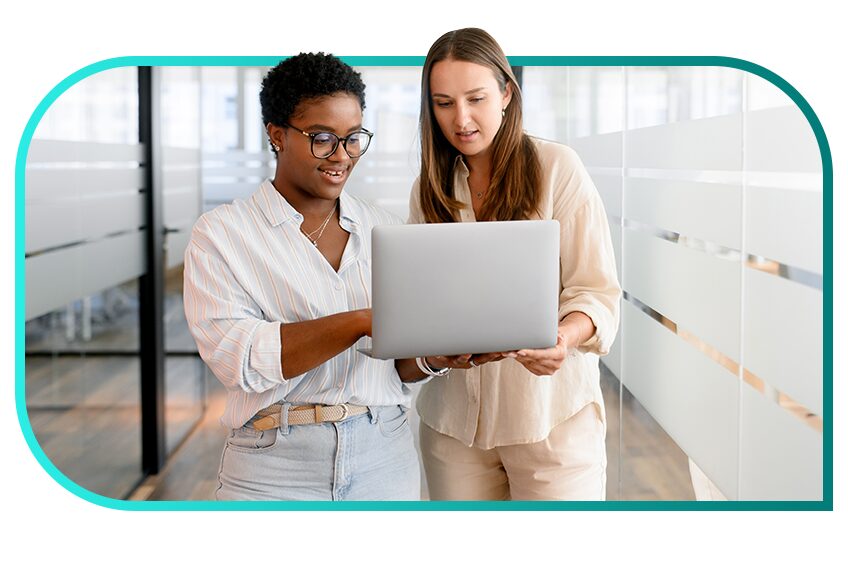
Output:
top-left (409, 137), bottom-right (621, 449)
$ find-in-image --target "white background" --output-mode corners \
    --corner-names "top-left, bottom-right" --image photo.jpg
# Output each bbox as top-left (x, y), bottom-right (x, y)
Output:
top-left (1, 1), bottom-right (844, 563)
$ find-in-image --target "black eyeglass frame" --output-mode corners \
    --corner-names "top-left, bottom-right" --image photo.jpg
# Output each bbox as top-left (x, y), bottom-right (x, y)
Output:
top-left (283, 123), bottom-right (374, 159)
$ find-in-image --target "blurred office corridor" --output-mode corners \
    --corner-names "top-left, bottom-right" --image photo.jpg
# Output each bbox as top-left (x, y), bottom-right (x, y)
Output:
top-left (23, 62), bottom-right (825, 502)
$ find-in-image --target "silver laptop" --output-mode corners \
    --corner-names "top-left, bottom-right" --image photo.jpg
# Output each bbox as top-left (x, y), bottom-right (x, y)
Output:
top-left (360, 219), bottom-right (560, 359)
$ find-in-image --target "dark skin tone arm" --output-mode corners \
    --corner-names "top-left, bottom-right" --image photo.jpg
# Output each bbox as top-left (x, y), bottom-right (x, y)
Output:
top-left (280, 309), bottom-right (432, 383)
top-left (280, 309), bottom-right (371, 379)
top-left (395, 357), bottom-right (429, 382)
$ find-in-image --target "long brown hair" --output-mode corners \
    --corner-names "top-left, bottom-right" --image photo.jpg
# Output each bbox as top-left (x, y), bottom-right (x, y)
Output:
top-left (418, 28), bottom-right (542, 223)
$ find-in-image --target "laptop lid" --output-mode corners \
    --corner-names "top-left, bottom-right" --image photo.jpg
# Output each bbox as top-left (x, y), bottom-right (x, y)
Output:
top-left (368, 219), bottom-right (559, 359)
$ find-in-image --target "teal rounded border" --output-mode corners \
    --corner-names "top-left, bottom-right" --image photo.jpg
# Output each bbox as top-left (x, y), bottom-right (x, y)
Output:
top-left (14, 55), bottom-right (833, 511)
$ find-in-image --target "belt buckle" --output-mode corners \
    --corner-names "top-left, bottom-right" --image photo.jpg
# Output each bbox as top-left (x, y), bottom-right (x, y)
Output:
top-left (334, 404), bottom-right (350, 422)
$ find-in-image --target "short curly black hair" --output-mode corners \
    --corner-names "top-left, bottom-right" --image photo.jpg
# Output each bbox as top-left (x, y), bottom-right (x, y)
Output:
top-left (260, 52), bottom-right (366, 130)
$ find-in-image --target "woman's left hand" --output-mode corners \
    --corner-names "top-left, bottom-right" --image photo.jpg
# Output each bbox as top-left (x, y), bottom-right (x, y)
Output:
top-left (510, 313), bottom-right (594, 376)
top-left (509, 332), bottom-right (569, 376)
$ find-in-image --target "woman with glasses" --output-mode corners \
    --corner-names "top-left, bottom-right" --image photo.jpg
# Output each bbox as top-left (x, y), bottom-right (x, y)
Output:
top-left (407, 29), bottom-right (621, 500)
top-left (183, 53), bottom-right (422, 500)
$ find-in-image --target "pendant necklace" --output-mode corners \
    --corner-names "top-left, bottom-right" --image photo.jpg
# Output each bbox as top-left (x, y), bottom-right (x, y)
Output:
top-left (301, 201), bottom-right (337, 247)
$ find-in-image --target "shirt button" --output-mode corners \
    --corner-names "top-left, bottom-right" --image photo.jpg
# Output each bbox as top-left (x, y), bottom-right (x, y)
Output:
top-left (334, 281), bottom-right (343, 290)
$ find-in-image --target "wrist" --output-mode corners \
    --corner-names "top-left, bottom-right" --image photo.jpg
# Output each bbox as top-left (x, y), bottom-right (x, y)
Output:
top-left (356, 309), bottom-right (372, 338)
top-left (558, 324), bottom-right (581, 350)
top-left (424, 356), bottom-right (443, 370)
top-left (417, 357), bottom-right (451, 377)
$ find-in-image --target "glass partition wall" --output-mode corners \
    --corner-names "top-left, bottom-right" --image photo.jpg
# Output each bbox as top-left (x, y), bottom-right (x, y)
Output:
top-left (24, 66), bottom-right (208, 498)
top-left (24, 68), bottom-right (146, 498)
top-left (524, 66), bottom-right (823, 500)
top-left (23, 63), bottom-right (824, 501)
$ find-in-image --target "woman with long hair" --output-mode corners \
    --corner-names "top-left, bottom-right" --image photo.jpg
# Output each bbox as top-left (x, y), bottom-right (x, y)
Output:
top-left (409, 28), bottom-right (621, 500)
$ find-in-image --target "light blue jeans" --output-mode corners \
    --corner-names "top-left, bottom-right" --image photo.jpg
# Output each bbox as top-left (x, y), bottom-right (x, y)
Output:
top-left (215, 404), bottom-right (420, 501)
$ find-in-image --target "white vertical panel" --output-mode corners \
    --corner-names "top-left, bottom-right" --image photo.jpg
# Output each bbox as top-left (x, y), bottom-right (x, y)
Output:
top-left (746, 106), bottom-right (821, 173)
top-left (26, 193), bottom-right (144, 253)
top-left (165, 230), bottom-right (192, 270)
top-left (622, 300), bottom-right (739, 498)
top-left (568, 132), bottom-right (622, 168)
top-left (202, 150), bottom-right (275, 209)
top-left (625, 178), bottom-right (741, 249)
top-left (163, 187), bottom-right (201, 229)
top-left (744, 268), bottom-right (822, 416)
top-left (746, 186), bottom-right (822, 274)
top-left (26, 201), bottom-right (81, 253)
top-left (625, 114), bottom-right (742, 171)
top-left (739, 383), bottom-right (822, 500)
top-left (162, 146), bottom-right (200, 164)
top-left (25, 167), bottom-right (144, 200)
top-left (604, 166), bottom-right (622, 382)
top-left (162, 167), bottom-right (199, 189)
top-left (603, 311), bottom-right (622, 379)
top-left (203, 182), bottom-right (256, 204)
top-left (609, 221), bottom-right (622, 288)
top-left (593, 173), bottom-right (622, 218)
top-left (25, 245), bottom-right (80, 321)
top-left (79, 231), bottom-right (145, 301)
top-left (27, 140), bottom-right (143, 163)
top-left (623, 228), bottom-right (741, 360)
top-left (26, 231), bottom-right (145, 320)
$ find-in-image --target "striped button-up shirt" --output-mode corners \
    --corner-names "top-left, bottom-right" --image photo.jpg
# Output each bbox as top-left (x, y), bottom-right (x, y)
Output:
top-left (184, 179), bottom-right (410, 429)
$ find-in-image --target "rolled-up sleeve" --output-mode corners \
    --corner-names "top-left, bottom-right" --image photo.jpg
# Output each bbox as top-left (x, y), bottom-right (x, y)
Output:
top-left (553, 166), bottom-right (622, 356)
top-left (183, 242), bottom-right (288, 393)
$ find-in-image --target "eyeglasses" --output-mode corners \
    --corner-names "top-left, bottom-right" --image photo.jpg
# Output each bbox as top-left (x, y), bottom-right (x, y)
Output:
top-left (284, 123), bottom-right (374, 159)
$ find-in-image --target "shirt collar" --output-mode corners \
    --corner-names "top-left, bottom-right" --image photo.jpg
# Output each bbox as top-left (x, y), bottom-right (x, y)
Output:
top-left (255, 178), bottom-right (361, 230)
top-left (453, 153), bottom-right (470, 177)
top-left (452, 155), bottom-right (473, 208)
top-left (256, 179), bottom-right (298, 226)
top-left (338, 190), bottom-right (360, 230)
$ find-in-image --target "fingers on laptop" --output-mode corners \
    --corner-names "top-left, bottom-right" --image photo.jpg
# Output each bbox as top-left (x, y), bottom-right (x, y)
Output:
top-left (430, 352), bottom-right (515, 369)
top-left (428, 354), bottom-right (470, 369)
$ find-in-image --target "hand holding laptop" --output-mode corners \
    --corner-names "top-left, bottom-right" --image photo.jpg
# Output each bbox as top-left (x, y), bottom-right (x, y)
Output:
top-left (423, 310), bottom-right (594, 376)
top-left (423, 332), bottom-right (567, 376)
top-left (424, 350), bottom-right (513, 370)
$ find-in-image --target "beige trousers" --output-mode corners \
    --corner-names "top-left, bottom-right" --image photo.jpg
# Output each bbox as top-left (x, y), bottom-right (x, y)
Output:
top-left (420, 404), bottom-right (607, 501)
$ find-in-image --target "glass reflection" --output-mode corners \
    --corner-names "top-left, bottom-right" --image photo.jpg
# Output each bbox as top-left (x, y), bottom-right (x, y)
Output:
top-left (25, 283), bottom-right (143, 499)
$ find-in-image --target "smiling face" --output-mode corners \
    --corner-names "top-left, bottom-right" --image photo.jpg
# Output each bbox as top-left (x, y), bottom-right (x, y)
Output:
top-left (429, 58), bottom-right (512, 163)
top-left (269, 92), bottom-right (363, 206)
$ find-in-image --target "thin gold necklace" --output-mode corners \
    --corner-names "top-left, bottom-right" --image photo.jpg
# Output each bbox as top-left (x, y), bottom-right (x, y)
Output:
top-left (301, 201), bottom-right (337, 247)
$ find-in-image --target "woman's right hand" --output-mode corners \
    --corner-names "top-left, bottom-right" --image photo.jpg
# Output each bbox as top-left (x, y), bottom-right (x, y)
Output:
top-left (425, 352), bottom-right (510, 370)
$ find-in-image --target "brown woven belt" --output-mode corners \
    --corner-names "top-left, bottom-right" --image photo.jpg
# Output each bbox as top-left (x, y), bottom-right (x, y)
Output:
top-left (251, 403), bottom-right (369, 430)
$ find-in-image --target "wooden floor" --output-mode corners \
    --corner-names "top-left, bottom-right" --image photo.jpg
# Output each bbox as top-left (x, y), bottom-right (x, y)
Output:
top-left (25, 275), bottom-right (209, 500)
top-left (131, 364), bottom-right (696, 501)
